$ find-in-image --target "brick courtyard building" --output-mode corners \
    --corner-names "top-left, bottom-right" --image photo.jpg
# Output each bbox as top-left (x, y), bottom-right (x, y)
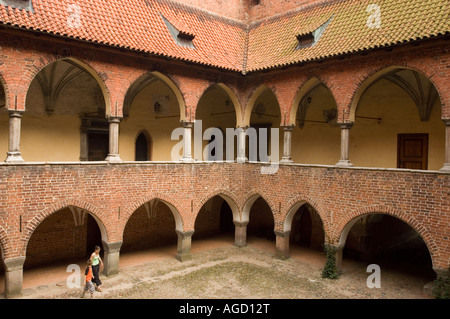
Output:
top-left (0, 0), bottom-right (449, 298)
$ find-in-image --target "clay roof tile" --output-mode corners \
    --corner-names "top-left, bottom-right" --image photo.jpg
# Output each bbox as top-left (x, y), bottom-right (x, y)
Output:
top-left (0, 0), bottom-right (448, 73)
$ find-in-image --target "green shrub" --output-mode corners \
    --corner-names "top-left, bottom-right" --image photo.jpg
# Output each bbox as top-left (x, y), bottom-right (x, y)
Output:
top-left (432, 270), bottom-right (450, 299)
top-left (321, 245), bottom-right (339, 279)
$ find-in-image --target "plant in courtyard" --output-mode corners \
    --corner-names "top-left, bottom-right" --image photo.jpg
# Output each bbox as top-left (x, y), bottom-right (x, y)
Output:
top-left (432, 269), bottom-right (450, 299)
top-left (321, 245), bottom-right (339, 279)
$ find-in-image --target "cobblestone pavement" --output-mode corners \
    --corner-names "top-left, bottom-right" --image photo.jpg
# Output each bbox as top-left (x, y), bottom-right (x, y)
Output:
top-left (16, 242), bottom-right (432, 299)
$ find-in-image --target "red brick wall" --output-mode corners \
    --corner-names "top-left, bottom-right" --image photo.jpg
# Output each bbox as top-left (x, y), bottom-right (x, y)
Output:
top-left (122, 204), bottom-right (177, 253)
top-left (257, 38), bottom-right (450, 125)
top-left (247, 197), bottom-right (275, 240)
top-left (0, 30), bottom-right (448, 123)
top-left (0, 22), bottom-right (449, 275)
top-left (290, 204), bottom-right (325, 250)
top-left (193, 199), bottom-right (222, 239)
top-left (171, 0), bottom-right (247, 21)
top-left (249, 0), bottom-right (323, 22)
top-left (0, 162), bottom-right (448, 271)
top-left (170, 0), bottom-right (324, 22)
top-left (24, 208), bottom-right (87, 269)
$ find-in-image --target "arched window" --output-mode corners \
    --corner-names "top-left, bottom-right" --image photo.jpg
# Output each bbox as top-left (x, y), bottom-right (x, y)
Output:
top-left (135, 131), bottom-right (151, 161)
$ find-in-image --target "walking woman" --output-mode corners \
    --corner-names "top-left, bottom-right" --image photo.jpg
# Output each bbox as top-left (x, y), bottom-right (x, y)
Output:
top-left (90, 245), bottom-right (104, 292)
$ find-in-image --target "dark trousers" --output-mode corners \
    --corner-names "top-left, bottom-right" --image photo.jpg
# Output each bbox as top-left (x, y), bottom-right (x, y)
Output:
top-left (92, 264), bottom-right (102, 286)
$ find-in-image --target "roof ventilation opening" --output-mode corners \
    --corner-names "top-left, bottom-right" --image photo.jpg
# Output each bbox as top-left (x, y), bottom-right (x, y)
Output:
top-left (296, 33), bottom-right (315, 49)
top-left (0, 0), bottom-right (34, 12)
top-left (161, 14), bottom-right (196, 49)
top-left (296, 15), bottom-right (333, 50)
top-left (177, 31), bottom-right (195, 47)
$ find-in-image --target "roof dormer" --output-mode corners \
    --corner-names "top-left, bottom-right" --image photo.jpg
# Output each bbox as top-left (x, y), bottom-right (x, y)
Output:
top-left (0, 0), bottom-right (34, 12)
top-left (296, 15), bottom-right (333, 50)
top-left (161, 14), bottom-right (196, 49)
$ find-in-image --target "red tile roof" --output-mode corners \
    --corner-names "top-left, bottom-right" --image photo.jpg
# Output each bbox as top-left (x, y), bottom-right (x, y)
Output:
top-left (246, 0), bottom-right (450, 71)
top-left (0, 0), bottom-right (448, 73)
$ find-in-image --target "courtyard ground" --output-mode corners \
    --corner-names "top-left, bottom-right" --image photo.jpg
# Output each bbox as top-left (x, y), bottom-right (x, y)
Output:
top-left (1, 236), bottom-right (434, 299)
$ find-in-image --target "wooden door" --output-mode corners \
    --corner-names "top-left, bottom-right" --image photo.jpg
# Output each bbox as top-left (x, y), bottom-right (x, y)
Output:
top-left (397, 134), bottom-right (428, 170)
top-left (88, 131), bottom-right (109, 161)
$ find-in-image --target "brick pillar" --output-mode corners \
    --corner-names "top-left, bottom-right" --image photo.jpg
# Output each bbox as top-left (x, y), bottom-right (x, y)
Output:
top-left (236, 127), bottom-right (247, 163)
top-left (280, 125), bottom-right (294, 163)
top-left (105, 117), bottom-right (122, 163)
top-left (275, 230), bottom-right (290, 260)
top-left (176, 230), bottom-right (194, 262)
top-left (234, 221), bottom-right (248, 247)
top-left (441, 119), bottom-right (450, 171)
top-left (5, 111), bottom-right (24, 163)
top-left (181, 121), bottom-right (194, 162)
top-left (102, 241), bottom-right (122, 277)
top-left (4, 256), bottom-right (26, 298)
top-left (334, 245), bottom-right (344, 274)
top-left (336, 123), bottom-right (354, 167)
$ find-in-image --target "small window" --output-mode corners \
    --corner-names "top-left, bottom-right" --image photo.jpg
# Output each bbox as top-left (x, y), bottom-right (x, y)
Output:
top-left (177, 31), bottom-right (195, 42)
top-left (177, 31), bottom-right (195, 48)
top-left (135, 131), bottom-right (152, 161)
top-left (295, 15), bottom-right (333, 50)
top-left (296, 33), bottom-right (315, 49)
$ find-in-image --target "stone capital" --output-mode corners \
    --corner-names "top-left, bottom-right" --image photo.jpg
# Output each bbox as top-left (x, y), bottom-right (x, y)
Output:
top-left (281, 124), bottom-right (295, 131)
top-left (107, 116), bottom-right (122, 124)
top-left (339, 122), bottom-right (354, 129)
top-left (233, 220), bottom-right (249, 227)
top-left (8, 110), bottom-right (24, 118)
top-left (182, 121), bottom-right (194, 128)
top-left (102, 240), bottom-right (123, 254)
top-left (4, 256), bottom-right (26, 271)
top-left (274, 230), bottom-right (290, 238)
top-left (176, 230), bottom-right (195, 238)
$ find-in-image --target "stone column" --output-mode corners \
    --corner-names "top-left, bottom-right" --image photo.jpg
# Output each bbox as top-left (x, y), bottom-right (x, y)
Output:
top-left (441, 119), bottom-right (450, 172)
top-left (4, 256), bottom-right (26, 298)
top-left (234, 221), bottom-right (248, 248)
top-left (336, 123), bottom-right (354, 167)
top-left (236, 127), bottom-right (247, 163)
top-left (105, 117), bottom-right (122, 163)
top-left (5, 111), bottom-right (24, 163)
top-left (79, 118), bottom-right (89, 161)
top-left (176, 230), bottom-right (194, 262)
top-left (275, 230), bottom-right (290, 260)
top-left (280, 125), bottom-right (294, 163)
top-left (181, 121), bottom-right (194, 162)
top-left (102, 241), bottom-right (122, 277)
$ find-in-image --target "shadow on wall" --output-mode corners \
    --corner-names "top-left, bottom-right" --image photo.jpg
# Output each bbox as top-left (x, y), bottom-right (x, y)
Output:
top-left (344, 214), bottom-right (435, 279)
